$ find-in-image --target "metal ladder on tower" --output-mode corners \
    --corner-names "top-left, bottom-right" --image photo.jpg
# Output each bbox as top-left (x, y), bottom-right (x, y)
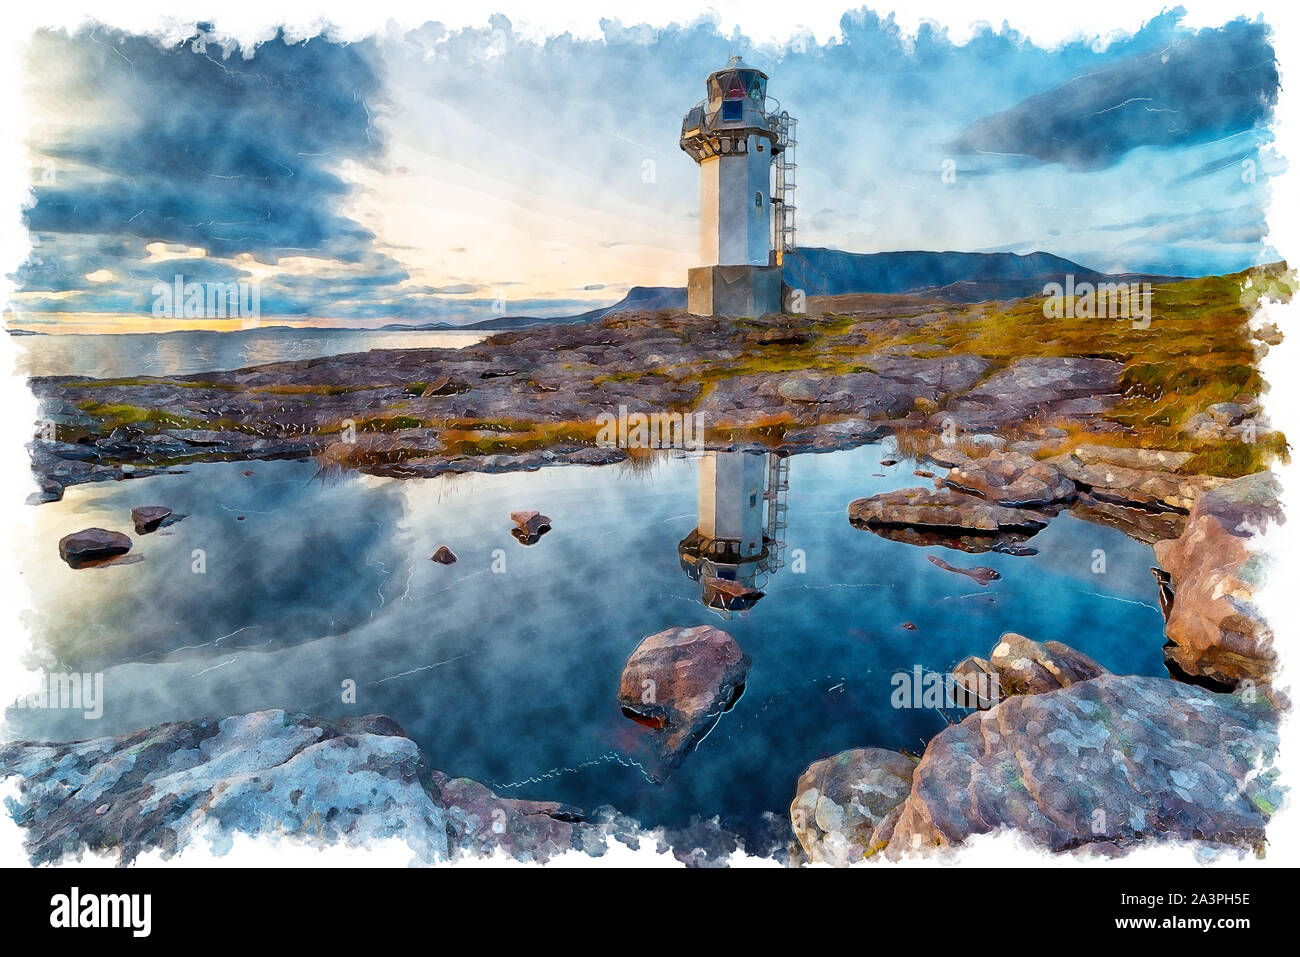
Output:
top-left (772, 112), bottom-right (798, 267)
top-left (761, 452), bottom-right (790, 578)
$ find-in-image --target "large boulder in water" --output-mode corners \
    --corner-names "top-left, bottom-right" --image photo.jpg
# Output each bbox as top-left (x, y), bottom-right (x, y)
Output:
top-left (885, 674), bottom-right (1280, 856)
top-left (790, 748), bottom-right (915, 865)
top-left (57, 528), bottom-right (132, 568)
top-left (617, 625), bottom-right (751, 770)
top-left (1152, 471), bottom-right (1282, 686)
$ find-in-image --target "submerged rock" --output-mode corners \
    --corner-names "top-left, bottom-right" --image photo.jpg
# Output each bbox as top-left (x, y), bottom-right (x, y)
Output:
top-left (926, 555), bottom-right (1000, 585)
top-left (1153, 471), bottom-right (1282, 687)
top-left (617, 625), bottom-right (751, 771)
top-left (790, 748), bottom-right (915, 865)
top-left (57, 528), bottom-right (132, 568)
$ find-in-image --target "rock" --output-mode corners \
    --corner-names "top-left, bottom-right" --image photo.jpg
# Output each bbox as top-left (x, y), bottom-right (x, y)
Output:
top-left (790, 748), bottom-right (915, 865)
top-left (429, 774), bottom-right (635, 862)
top-left (1069, 495), bottom-right (1186, 544)
top-left (778, 375), bottom-right (834, 403)
top-left (510, 510), bottom-right (552, 544)
top-left (750, 329), bottom-right (813, 346)
top-left (927, 555), bottom-right (1000, 585)
top-left (1048, 453), bottom-right (1226, 512)
top-left (913, 469), bottom-right (934, 478)
top-left (925, 447), bottom-right (972, 469)
top-left (990, 541), bottom-right (1037, 556)
top-left (130, 505), bottom-right (176, 534)
top-left (901, 621), bottom-right (917, 631)
top-left (941, 450), bottom-right (1075, 507)
top-left (1070, 444), bottom-right (1194, 473)
top-left (965, 433), bottom-right (1006, 452)
top-left (1153, 471), bottom-right (1282, 686)
top-left (617, 625), bottom-right (751, 770)
top-left (886, 675), bottom-right (1280, 856)
top-left (1206, 401), bottom-right (1260, 426)
top-left (702, 577), bottom-right (764, 611)
top-left (0, 711), bottom-right (449, 864)
top-left (430, 545), bottom-right (458, 564)
top-left (986, 633), bottom-right (1107, 696)
top-left (0, 710), bottom-right (639, 866)
top-left (933, 357), bottom-right (1123, 431)
top-left (949, 656), bottom-right (1002, 709)
top-left (57, 528), bottom-right (132, 568)
top-left (848, 487), bottom-right (1050, 535)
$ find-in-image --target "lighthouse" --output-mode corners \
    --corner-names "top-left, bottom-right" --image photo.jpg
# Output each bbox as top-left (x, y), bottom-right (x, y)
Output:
top-left (677, 450), bottom-right (791, 615)
top-left (680, 56), bottom-right (796, 318)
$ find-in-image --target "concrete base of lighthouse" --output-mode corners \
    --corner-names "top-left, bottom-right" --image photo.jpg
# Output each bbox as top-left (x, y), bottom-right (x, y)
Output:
top-left (687, 264), bottom-right (784, 318)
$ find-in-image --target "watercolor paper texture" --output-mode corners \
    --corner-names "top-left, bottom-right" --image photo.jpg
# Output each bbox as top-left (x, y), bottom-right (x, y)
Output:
top-left (0, 5), bottom-right (1293, 869)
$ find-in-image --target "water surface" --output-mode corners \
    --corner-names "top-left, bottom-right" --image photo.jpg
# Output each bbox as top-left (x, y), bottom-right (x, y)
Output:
top-left (12, 327), bottom-right (487, 379)
top-left (8, 445), bottom-right (1167, 848)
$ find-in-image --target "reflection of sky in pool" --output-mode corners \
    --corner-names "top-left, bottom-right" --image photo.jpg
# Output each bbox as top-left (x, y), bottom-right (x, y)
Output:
top-left (8, 445), bottom-right (1167, 847)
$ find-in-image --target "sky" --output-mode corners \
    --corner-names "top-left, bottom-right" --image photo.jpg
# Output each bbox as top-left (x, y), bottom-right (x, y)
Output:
top-left (6, 6), bottom-right (1284, 330)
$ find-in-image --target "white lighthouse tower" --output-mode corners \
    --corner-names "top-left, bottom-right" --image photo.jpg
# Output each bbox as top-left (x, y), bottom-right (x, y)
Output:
top-left (677, 450), bottom-right (791, 615)
top-left (680, 56), bottom-right (796, 317)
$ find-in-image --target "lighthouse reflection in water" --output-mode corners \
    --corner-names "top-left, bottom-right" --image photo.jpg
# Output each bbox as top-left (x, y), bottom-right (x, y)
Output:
top-left (678, 450), bottom-right (789, 617)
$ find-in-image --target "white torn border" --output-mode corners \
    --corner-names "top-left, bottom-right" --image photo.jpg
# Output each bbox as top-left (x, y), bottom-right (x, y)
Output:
top-left (0, 0), bottom-right (1297, 869)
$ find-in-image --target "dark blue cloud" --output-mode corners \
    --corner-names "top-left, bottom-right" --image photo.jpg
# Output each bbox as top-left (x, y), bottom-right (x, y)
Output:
top-left (25, 26), bottom-right (387, 262)
top-left (950, 20), bottom-right (1278, 169)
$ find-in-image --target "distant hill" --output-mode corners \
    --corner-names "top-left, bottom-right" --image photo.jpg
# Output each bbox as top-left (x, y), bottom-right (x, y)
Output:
top-left (455, 286), bottom-right (686, 330)
top-left (427, 250), bottom-right (1181, 331)
top-left (783, 248), bottom-right (1182, 302)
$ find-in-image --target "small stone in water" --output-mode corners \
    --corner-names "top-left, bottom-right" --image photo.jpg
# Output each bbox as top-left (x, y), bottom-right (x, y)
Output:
top-left (431, 545), bottom-right (457, 564)
top-left (131, 505), bottom-right (174, 534)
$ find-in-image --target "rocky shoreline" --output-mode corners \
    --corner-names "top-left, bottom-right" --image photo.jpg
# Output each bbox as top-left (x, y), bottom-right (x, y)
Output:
top-left (24, 271), bottom-right (1285, 505)
top-left (8, 272), bottom-right (1291, 866)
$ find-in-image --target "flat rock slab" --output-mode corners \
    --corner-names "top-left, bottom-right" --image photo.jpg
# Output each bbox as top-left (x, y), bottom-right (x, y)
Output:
top-left (887, 674), bottom-right (1280, 855)
top-left (849, 487), bottom-right (1050, 534)
top-left (1070, 444), bottom-right (1194, 472)
top-left (941, 450), bottom-right (1075, 507)
top-left (1049, 454), bottom-right (1226, 513)
top-left (932, 357), bottom-right (1122, 432)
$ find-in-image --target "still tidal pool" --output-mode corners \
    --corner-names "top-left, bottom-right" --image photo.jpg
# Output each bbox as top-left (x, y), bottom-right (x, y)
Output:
top-left (8, 444), bottom-right (1167, 849)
